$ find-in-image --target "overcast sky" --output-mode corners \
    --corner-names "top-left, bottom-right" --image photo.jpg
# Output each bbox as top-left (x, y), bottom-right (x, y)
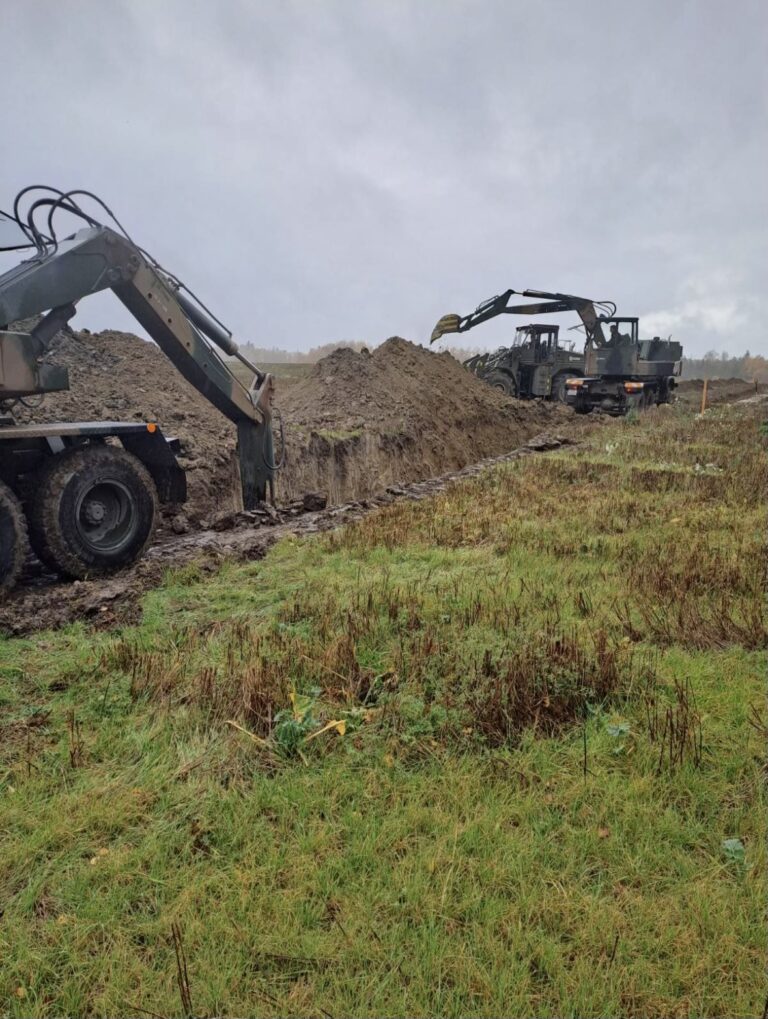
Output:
top-left (3, 0), bottom-right (766, 356)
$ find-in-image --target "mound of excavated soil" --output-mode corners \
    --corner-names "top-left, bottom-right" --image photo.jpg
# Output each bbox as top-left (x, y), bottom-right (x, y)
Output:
top-left (278, 337), bottom-right (570, 501)
top-left (20, 329), bottom-right (239, 522)
top-left (18, 330), bottom-right (572, 519)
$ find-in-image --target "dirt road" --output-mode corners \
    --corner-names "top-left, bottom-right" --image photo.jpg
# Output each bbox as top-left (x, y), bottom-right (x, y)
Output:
top-left (675, 377), bottom-right (767, 407)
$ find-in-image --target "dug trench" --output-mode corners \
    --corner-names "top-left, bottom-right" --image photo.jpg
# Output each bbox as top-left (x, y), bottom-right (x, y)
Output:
top-left (276, 338), bottom-right (576, 502)
top-left (17, 329), bottom-right (575, 519)
top-left (1, 328), bottom-right (601, 632)
top-left (0, 432), bottom-right (574, 635)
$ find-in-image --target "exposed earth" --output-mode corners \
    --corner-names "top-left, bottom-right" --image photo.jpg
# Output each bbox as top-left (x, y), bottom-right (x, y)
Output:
top-left (3, 325), bottom-right (762, 632)
top-left (277, 337), bottom-right (572, 502)
top-left (675, 377), bottom-right (767, 406)
top-left (20, 328), bottom-right (571, 519)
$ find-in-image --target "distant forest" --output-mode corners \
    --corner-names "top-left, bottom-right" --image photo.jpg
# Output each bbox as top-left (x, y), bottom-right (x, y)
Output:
top-left (241, 341), bottom-right (768, 381)
top-left (678, 351), bottom-right (767, 381)
top-left (241, 340), bottom-right (369, 363)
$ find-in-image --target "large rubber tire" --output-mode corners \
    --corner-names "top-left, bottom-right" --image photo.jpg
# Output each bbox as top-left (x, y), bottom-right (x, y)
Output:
top-left (28, 446), bottom-right (159, 580)
top-left (551, 372), bottom-right (575, 403)
top-left (483, 371), bottom-right (518, 398)
top-left (0, 482), bottom-right (28, 595)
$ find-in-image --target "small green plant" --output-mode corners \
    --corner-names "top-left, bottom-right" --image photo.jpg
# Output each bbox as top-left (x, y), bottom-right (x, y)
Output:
top-left (604, 718), bottom-right (632, 756)
top-left (606, 721), bottom-right (630, 737)
top-left (272, 688), bottom-right (322, 756)
top-left (722, 837), bottom-right (746, 866)
top-left (393, 694), bottom-right (450, 745)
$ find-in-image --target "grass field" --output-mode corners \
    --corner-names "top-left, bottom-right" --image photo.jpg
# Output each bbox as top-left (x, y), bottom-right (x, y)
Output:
top-left (0, 405), bottom-right (765, 1017)
top-left (229, 361), bottom-right (313, 389)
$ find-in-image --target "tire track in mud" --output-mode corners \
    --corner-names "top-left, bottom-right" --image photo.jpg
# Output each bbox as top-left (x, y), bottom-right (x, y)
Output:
top-left (0, 433), bottom-right (573, 636)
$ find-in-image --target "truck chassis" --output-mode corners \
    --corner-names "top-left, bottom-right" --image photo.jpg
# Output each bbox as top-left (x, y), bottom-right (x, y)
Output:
top-left (566, 375), bottom-right (677, 415)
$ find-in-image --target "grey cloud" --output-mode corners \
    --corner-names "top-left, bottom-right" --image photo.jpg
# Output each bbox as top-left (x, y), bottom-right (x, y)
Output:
top-left (2, 0), bottom-right (766, 355)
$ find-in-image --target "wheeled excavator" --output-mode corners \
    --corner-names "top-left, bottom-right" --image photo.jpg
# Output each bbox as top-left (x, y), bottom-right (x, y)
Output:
top-left (460, 323), bottom-right (585, 402)
top-left (0, 187), bottom-right (277, 594)
top-left (431, 288), bottom-right (682, 412)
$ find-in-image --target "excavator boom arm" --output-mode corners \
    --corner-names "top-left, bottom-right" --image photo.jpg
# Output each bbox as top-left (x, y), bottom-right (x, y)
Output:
top-left (0, 223), bottom-right (275, 507)
top-left (430, 288), bottom-right (614, 346)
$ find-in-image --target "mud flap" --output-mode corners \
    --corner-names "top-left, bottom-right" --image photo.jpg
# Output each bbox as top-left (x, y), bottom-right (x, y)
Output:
top-left (120, 429), bottom-right (187, 504)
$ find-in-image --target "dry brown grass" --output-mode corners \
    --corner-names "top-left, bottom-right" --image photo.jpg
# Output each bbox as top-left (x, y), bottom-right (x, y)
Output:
top-left (112, 625), bottom-right (291, 738)
top-left (463, 627), bottom-right (652, 746)
top-left (618, 535), bottom-right (766, 650)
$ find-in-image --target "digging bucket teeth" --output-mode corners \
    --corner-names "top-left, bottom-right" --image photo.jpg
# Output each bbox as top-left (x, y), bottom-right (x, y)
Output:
top-left (430, 313), bottom-right (461, 344)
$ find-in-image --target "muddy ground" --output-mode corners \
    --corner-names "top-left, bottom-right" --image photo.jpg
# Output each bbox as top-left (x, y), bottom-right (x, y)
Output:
top-left (0, 433), bottom-right (571, 636)
top-left (675, 377), bottom-right (767, 407)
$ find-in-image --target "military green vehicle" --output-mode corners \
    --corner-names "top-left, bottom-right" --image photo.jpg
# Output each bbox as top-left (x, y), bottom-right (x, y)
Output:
top-left (462, 323), bottom-right (585, 401)
top-left (0, 187), bottom-right (278, 593)
top-left (431, 288), bottom-right (616, 401)
top-left (431, 288), bottom-right (682, 415)
top-left (564, 317), bottom-right (682, 414)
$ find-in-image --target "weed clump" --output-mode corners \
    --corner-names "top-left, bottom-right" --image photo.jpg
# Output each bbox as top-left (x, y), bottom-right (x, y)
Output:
top-left (462, 629), bottom-right (650, 746)
top-left (114, 624), bottom-right (291, 738)
top-left (619, 534), bottom-right (766, 650)
top-left (644, 676), bottom-right (704, 772)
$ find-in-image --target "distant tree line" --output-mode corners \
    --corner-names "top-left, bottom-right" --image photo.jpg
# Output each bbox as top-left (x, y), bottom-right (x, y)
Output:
top-left (679, 351), bottom-right (767, 381)
top-left (240, 340), bottom-right (370, 363)
top-left (241, 340), bottom-right (768, 381)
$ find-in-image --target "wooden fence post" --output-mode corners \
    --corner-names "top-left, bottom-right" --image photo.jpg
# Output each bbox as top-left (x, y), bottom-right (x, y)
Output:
top-left (700, 378), bottom-right (709, 414)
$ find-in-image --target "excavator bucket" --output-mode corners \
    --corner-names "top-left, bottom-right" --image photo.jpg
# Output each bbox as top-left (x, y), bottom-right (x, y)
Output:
top-left (430, 313), bottom-right (461, 345)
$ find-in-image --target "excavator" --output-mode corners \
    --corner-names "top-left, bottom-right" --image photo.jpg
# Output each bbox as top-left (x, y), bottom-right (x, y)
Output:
top-left (430, 288), bottom-right (682, 413)
top-left (0, 187), bottom-right (277, 594)
top-left (430, 288), bottom-right (614, 401)
top-left (458, 323), bottom-right (585, 402)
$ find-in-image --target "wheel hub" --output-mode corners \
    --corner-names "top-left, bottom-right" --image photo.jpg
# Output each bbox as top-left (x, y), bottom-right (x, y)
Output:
top-left (82, 499), bottom-right (107, 525)
top-left (75, 480), bottom-right (137, 554)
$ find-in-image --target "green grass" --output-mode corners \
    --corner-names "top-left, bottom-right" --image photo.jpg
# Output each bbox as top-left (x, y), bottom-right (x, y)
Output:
top-left (0, 405), bottom-right (765, 1017)
top-left (229, 360), bottom-right (312, 389)
top-left (314, 428), bottom-right (364, 443)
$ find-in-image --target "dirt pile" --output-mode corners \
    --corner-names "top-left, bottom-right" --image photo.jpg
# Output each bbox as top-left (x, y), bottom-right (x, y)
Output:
top-left (18, 330), bottom-right (572, 518)
top-left (20, 329), bottom-right (239, 522)
top-left (278, 337), bottom-right (569, 500)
